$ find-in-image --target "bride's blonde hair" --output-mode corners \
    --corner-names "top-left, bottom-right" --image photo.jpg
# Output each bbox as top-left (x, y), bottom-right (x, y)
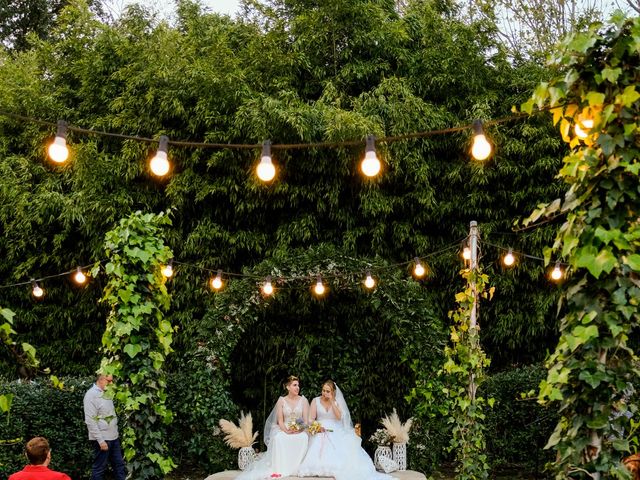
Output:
top-left (284, 375), bottom-right (299, 388)
top-left (322, 379), bottom-right (336, 393)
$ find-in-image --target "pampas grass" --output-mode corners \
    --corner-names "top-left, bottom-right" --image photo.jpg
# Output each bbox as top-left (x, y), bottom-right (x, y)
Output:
top-left (219, 411), bottom-right (259, 449)
top-left (380, 409), bottom-right (413, 443)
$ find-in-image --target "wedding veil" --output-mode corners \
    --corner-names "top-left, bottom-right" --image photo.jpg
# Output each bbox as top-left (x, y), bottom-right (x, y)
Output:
top-left (334, 384), bottom-right (354, 431)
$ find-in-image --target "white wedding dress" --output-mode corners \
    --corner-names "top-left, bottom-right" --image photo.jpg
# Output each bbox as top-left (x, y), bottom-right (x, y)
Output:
top-left (237, 396), bottom-right (309, 480)
top-left (298, 395), bottom-right (395, 480)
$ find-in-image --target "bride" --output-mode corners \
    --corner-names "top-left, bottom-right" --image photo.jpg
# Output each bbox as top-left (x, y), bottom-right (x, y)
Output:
top-left (237, 375), bottom-right (309, 479)
top-left (298, 380), bottom-right (395, 480)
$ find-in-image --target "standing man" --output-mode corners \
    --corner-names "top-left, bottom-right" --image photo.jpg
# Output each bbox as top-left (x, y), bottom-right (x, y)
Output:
top-left (83, 373), bottom-right (127, 480)
top-left (9, 437), bottom-right (71, 480)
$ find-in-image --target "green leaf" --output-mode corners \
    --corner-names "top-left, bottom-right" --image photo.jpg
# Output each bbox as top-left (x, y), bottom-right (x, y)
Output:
top-left (586, 91), bottom-right (605, 106)
top-left (0, 394), bottom-right (13, 413)
top-left (624, 254), bottom-right (640, 271)
top-left (617, 85), bottom-right (640, 107)
top-left (601, 67), bottom-right (622, 83)
top-left (123, 343), bottom-right (143, 358)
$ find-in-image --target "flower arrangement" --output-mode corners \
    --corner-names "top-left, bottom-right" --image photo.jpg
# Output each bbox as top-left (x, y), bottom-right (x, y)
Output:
top-left (369, 428), bottom-right (393, 446)
top-left (307, 420), bottom-right (333, 435)
top-left (286, 417), bottom-right (307, 432)
top-left (218, 411), bottom-right (259, 449)
top-left (380, 409), bottom-right (413, 444)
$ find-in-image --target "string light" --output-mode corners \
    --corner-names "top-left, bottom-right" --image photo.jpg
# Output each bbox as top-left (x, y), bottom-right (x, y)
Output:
top-left (261, 276), bottom-right (274, 296)
top-left (364, 270), bottom-right (376, 289)
top-left (361, 135), bottom-right (381, 177)
top-left (503, 249), bottom-right (515, 267)
top-left (31, 280), bottom-right (44, 298)
top-left (161, 260), bottom-right (174, 278)
top-left (413, 257), bottom-right (426, 278)
top-left (256, 141), bottom-right (276, 182)
top-left (313, 275), bottom-right (326, 296)
top-left (73, 267), bottom-right (87, 284)
top-left (462, 247), bottom-right (471, 261)
top-left (211, 270), bottom-right (223, 290)
top-left (150, 135), bottom-right (170, 177)
top-left (471, 120), bottom-right (492, 161)
top-left (48, 120), bottom-right (69, 163)
top-left (574, 117), bottom-right (594, 139)
top-left (550, 262), bottom-right (564, 281)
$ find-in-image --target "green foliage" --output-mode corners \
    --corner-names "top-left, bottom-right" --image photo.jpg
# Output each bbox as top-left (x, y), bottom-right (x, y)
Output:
top-left (482, 365), bottom-right (557, 473)
top-left (441, 266), bottom-right (494, 479)
top-left (523, 15), bottom-right (640, 479)
top-left (0, 377), bottom-right (93, 479)
top-left (98, 211), bottom-right (176, 479)
top-left (192, 244), bottom-right (445, 452)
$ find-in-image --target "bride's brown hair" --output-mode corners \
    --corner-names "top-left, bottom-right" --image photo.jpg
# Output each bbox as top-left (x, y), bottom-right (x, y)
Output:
top-left (322, 380), bottom-right (336, 392)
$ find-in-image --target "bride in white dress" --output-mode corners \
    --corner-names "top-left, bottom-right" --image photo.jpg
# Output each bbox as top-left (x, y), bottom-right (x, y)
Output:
top-left (237, 375), bottom-right (310, 479)
top-left (298, 380), bottom-right (395, 480)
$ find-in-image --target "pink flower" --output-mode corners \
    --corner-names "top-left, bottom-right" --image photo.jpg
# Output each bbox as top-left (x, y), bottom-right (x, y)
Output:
top-left (270, 474), bottom-right (282, 478)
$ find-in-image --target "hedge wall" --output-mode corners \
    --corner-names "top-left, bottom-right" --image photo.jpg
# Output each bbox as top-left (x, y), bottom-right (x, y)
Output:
top-left (0, 365), bottom-right (556, 478)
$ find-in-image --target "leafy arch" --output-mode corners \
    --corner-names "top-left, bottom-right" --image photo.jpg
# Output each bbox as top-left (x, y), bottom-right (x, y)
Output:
top-left (195, 244), bottom-right (447, 443)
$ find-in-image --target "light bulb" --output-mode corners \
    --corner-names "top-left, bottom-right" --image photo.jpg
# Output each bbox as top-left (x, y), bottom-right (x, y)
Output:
top-left (463, 247), bottom-right (471, 261)
top-left (161, 262), bottom-right (174, 278)
top-left (262, 276), bottom-right (274, 296)
top-left (361, 135), bottom-right (381, 177)
top-left (73, 267), bottom-right (87, 284)
top-left (211, 270), bottom-right (223, 290)
top-left (471, 120), bottom-right (492, 161)
top-left (150, 135), bottom-right (170, 177)
top-left (313, 276), bottom-right (326, 296)
top-left (31, 281), bottom-right (44, 298)
top-left (503, 249), bottom-right (515, 267)
top-left (48, 120), bottom-right (69, 163)
top-left (257, 141), bottom-right (276, 182)
top-left (574, 118), bottom-right (594, 139)
top-left (551, 263), bottom-right (563, 281)
top-left (413, 258), bottom-right (425, 278)
top-left (364, 272), bottom-right (376, 289)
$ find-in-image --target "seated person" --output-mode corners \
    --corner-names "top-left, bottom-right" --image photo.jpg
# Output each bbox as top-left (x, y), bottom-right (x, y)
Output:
top-left (9, 437), bottom-right (71, 480)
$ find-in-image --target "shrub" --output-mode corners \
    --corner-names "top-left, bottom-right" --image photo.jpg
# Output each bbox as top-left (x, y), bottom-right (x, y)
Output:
top-left (0, 377), bottom-right (93, 479)
top-left (482, 364), bottom-right (557, 474)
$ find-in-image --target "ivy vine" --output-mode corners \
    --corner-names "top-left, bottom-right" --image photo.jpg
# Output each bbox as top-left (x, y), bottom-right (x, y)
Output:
top-left (442, 266), bottom-right (494, 480)
top-left (522, 15), bottom-right (640, 480)
top-left (94, 211), bottom-right (176, 479)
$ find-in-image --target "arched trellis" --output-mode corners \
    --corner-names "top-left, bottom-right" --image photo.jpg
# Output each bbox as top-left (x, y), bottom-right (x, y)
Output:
top-left (194, 244), bottom-right (448, 446)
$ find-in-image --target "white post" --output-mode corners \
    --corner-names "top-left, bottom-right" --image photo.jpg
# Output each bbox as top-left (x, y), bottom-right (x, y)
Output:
top-left (469, 220), bottom-right (479, 328)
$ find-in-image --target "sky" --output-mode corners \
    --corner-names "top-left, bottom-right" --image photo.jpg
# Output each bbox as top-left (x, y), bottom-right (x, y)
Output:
top-left (115, 0), bottom-right (241, 19)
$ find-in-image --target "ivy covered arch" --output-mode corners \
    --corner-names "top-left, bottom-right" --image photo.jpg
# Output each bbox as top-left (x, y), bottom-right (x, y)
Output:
top-left (195, 244), bottom-right (447, 445)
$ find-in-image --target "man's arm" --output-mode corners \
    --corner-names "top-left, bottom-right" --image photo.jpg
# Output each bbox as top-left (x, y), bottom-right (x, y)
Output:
top-left (83, 390), bottom-right (106, 446)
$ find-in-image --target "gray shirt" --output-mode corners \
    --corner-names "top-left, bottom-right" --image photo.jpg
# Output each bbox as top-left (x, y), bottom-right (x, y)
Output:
top-left (83, 384), bottom-right (119, 443)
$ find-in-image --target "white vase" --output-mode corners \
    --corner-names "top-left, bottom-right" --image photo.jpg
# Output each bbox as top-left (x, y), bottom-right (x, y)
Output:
top-left (374, 446), bottom-right (393, 471)
top-left (392, 442), bottom-right (407, 471)
top-left (238, 446), bottom-right (256, 471)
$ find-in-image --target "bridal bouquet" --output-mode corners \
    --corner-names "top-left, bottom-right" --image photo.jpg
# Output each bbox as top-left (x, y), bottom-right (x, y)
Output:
top-left (307, 420), bottom-right (333, 435)
top-left (286, 417), bottom-right (306, 432)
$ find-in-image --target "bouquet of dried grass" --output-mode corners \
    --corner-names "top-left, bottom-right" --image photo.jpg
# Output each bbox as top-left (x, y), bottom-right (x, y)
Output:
top-left (219, 411), bottom-right (259, 449)
top-left (380, 409), bottom-right (413, 444)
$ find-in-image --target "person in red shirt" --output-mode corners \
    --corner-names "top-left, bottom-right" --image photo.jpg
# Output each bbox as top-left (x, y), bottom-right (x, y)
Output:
top-left (9, 437), bottom-right (71, 480)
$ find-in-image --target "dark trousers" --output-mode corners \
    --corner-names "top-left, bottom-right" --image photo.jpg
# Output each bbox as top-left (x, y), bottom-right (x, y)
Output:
top-left (91, 439), bottom-right (126, 480)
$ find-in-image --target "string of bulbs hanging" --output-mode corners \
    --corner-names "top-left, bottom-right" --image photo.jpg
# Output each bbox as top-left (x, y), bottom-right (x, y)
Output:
top-left (9, 237), bottom-right (568, 300)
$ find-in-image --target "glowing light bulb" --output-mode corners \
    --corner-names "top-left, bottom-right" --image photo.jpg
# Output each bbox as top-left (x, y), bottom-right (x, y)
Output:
top-left (471, 120), bottom-right (492, 161)
top-left (31, 281), bottom-right (44, 298)
top-left (574, 118), bottom-right (594, 139)
top-left (74, 267), bottom-right (87, 284)
top-left (161, 261), bottom-right (174, 278)
top-left (551, 262), bottom-right (563, 281)
top-left (48, 120), bottom-right (69, 163)
top-left (503, 249), bottom-right (515, 267)
top-left (361, 135), bottom-right (381, 177)
top-left (257, 141), bottom-right (276, 182)
top-left (413, 257), bottom-right (425, 278)
top-left (150, 135), bottom-right (170, 177)
top-left (463, 247), bottom-right (471, 261)
top-left (364, 271), bottom-right (376, 289)
top-left (262, 276), bottom-right (274, 296)
top-left (313, 276), bottom-right (326, 296)
top-left (211, 270), bottom-right (223, 290)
